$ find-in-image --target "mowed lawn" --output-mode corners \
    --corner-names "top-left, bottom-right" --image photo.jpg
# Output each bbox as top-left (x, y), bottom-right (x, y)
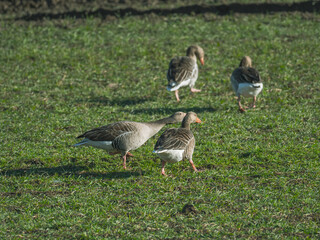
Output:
top-left (0, 8), bottom-right (320, 239)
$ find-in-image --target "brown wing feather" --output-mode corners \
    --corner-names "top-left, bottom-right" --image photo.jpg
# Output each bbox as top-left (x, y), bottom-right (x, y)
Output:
top-left (167, 56), bottom-right (195, 85)
top-left (154, 128), bottom-right (194, 151)
top-left (77, 121), bottom-right (138, 141)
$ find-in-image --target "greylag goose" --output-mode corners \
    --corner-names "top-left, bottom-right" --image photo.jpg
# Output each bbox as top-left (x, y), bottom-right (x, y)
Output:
top-left (167, 45), bottom-right (205, 102)
top-left (153, 112), bottom-right (201, 176)
top-left (74, 112), bottom-right (186, 170)
top-left (230, 56), bottom-right (263, 112)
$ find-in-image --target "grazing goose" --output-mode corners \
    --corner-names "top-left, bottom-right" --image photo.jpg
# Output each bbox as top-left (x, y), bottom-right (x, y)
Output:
top-left (167, 45), bottom-right (205, 102)
top-left (153, 112), bottom-right (201, 176)
top-left (74, 112), bottom-right (186, 170)
top-left (230, 56), bottom-right (263, 112)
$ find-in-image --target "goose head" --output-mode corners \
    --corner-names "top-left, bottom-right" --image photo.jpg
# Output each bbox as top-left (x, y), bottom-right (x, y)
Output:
top-left (239, 56), bottom-right (252, 68)
top-left (166, 111), bottom-right (187, 124)
top-left (186, 45), bottom-right (205, 65)
top-left (181, 112), bottom-right (201, 129)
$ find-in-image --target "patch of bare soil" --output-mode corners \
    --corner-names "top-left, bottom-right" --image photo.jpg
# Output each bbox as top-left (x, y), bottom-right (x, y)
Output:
top-left (0, 0), bottom-right (319, 21)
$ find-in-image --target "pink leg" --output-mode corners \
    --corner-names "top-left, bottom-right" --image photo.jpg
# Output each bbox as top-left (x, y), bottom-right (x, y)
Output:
top-left (122, 154), bottom-right (127, 170)
top-left (161, 161), bottom-right (167, 176)
top-left (189, 159), bottom-right (198, 172)
top-left (190, 88), bottom-right (201, 93)
top-left (252, 96), bottom-right (257, 108)
top-left (175, 90), bottom-right (180, 102)
top-left (238, 95), bottom-right (246, 113)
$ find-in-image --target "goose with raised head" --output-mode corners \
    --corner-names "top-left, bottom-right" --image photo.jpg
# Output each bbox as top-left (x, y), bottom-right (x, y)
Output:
top-left (167, 45), bottom-right (205, 102)
top-left (153, 112), bottom-right (201, 176)
top-left (230, 56), bottom-right (263, 112)
top-left (74, 112), bottom-right (186, 170)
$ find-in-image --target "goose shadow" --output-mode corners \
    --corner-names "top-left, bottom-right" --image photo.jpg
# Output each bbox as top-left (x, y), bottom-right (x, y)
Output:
top-left (123, 106), bottom-right (217, 115)
top-left (0, 164), bottom-right (144, 179)
top-left (77, 95), bottom-right (156, 106)
top-left (13, 1), bottom-right (320, 21)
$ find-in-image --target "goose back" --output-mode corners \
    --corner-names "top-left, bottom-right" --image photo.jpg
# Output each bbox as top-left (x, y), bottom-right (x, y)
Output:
top-left (77, 121), bottom-right (139, 141)
top-left (231, 67), bottom-right (261, 85)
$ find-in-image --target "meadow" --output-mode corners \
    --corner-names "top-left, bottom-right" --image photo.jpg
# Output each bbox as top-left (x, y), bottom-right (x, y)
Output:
top-left (0, 1), bottom-right (320, 239)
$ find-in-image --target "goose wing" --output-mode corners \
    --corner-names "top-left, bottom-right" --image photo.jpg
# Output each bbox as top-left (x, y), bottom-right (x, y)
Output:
top-left (77, 121), bottom-right (139, 141)
top-left (167, 56), bottom-right (196, 86)
top-left (154, 128), bottom-right (194, 151)
top-left (239, 67), bottom-right (262, 84)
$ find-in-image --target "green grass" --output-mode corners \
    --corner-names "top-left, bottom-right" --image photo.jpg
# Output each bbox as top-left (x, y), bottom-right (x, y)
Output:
top-left (1, 11), bottom-right (320, 239)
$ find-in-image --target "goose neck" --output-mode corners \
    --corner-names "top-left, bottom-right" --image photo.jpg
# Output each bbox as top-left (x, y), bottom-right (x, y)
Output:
top-left (181, 120), bottom-right (191, 130)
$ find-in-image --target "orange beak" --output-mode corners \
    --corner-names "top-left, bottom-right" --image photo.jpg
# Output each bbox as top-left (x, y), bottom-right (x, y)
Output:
top-left (196, 118), bottom-right (202, 123)
top-left (200, 58), bottom-right (204, 65)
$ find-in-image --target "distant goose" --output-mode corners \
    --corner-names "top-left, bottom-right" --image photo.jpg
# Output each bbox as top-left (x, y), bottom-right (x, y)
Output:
top-left (74, 112), bottom-right (186, 170)
top-left (230, 56), bottom-right (263, 112)
top-left (167, 45), bottom-right (205, 102)
top-left (153, 112), bottom-right (201, 176)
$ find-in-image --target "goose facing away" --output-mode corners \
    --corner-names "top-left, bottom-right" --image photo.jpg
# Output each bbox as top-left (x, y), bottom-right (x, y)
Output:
top-left (167, 45), bottom-right (205, 102)
top-left (230, 56), bottom-right (263, 112)
top-left (153, 112), bottom-right (201, 176)
top-left (74, 112), bottom-right (186, 170)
